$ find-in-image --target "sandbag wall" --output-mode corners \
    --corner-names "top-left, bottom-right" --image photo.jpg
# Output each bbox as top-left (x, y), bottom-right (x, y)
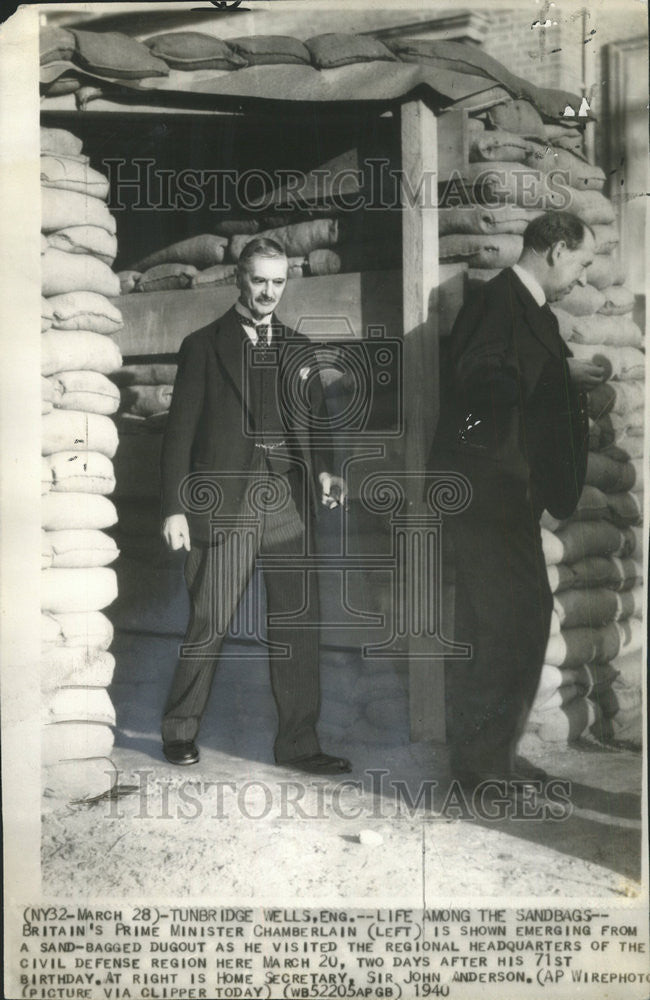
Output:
top-left (40, 126), bottom-right (124, 801)
top-left (533, 294), bottom-right (644, 745)
top-left (439, 100), bottom-right (645, 747)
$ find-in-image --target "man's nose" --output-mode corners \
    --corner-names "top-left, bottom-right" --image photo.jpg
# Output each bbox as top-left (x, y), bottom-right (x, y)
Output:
top-left (576, 269), bottom-right (587, 287)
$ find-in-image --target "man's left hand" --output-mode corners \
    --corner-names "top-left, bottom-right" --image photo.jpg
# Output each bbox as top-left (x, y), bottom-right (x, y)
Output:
top-left (567, 358), bottom-right (608, 389)
top-left (319, 472), bottom-right (348, 509)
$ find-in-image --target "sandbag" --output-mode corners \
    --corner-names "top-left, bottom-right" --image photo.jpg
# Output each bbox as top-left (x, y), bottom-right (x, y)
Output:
top-left (42, 410), bottom-right (118, 458)
top-left (41, 296), bottom-right (54, 332)
top-left (44, 528), bottom-right (119, 568)
top-left (535, 663), bottom-right (574, 703)
top-left (604, 492), bottom-right (643, 528)
top-left (601, 380), bottom-right (644, 416)
top-left (40, 26), bottom-right (76, 64)
top-left (48, 291), bottom-right (123, 333)
top-left (144, 31), bottom-right (246, 70)
top-left (191, 263), bottom-right (238, 288)
top-left (229, 34), bottom-right (311, 66)
top-left (214, 219), bottom-right (260, 237)
top-left (305, 33), bottom-right (396, 69)
top-left (466, 162), bottom-right (567, 210)
top-left (42, 375), bottom-right (57, 407)
top-left (541, 527), bottom-right (564, 566)
top-left (40, 127), bottom-right (83, 158)
top-left (602, 437), bottom-right (644, 461)
top-left (570, 555), bottom-right (641, 591)
top-left (541, 485), bottom-right (609, 530)
top-left (42, 721), bottom-right (115, 763)
top-left (229, 219), bottom-right (339, 261)
top-left (470, 129), bottom-right (532, 163)
top-left (591, 224), bottom-right (620, 255)
top-left (306, 250), bottom-right (340, 276)
top-left (598, 285), bottom-right (635, 315)
top-left (566, 188), bottom-right (616, 225)
top-left (42, 492), bottom-right (118, 532)
top-left (546, 563), bottom-right (576, 593)
top-left (117, 270), bottom-right (141, 294)
top-left (486, 100), bottom-right (546, 139)
top-left (41, 187), bottom-right (116, 236)
top-left (47, 369), bottom-right (121, 415)
top-left (120, 384), bottom-right (174, 417)
top-left (536, 696), bottom-right (599, 743)
top-left (568, 343), bottom-right (644, 382)
top-left (555, 283), bottom-right (606, 316)
top-left (112, 363), bottom-right (177, 387)
top-left (45, 687), bottom-right (116, 727)
top-left (42, 758), bottom-right (117, 800)
top-left (586, 253), bottom-right (626, 291)
top-left (47, 226), bottom-right (117, 265)
top-left (136, 262), bottom-right (199, 292)
top-left (598, 410), bottom-right (645, 441)
top-left (531, 682), bottom-right (580, 713)
top-left (438, 233), bottom-right (522, 268)
top-left (565, 313), bottom-right (643, 348)
top-left (41, 330), bottom-right (122, 377)
top-left (133, 234), bottom-right (228, 272)
top-left (43, 609), bottom-right (113, 649)
top-left (41, 648), bottom-right (115, 691)
top-left (41, 567), bottom-right (118, 613)
top-left (42, 248), bottom-right (120, 298)
top-left (41, 156), bottom-right (110, 200)
top-left (47, 451), bottom-right (116, 495)
top-left (554, 587), bottom-right (619, 629)
top-left (553, 519), bottom-right (633, 563)
top-left (525, 144), bottom-right (605, 189)
top-left (72, 28), bottom-right (170, 79)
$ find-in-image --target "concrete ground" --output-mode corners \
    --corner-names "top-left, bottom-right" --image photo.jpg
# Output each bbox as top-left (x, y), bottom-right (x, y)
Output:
top-left (42, 505), bottom-right (643, 901)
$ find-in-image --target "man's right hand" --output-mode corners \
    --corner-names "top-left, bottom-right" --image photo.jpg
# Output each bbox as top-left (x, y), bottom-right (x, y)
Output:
top-left (162, 514), bottom-right (191, 551)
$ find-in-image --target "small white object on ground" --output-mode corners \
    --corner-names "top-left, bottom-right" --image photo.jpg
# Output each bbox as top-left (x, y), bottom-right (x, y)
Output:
top-left (358, 829), bottom-right (383, 847)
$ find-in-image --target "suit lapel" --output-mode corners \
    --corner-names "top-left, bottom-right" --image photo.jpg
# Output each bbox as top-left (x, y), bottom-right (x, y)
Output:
top-left (506, 269), bottom-right (566, 360)
top-left (212, 305), bottom-right (249, 407)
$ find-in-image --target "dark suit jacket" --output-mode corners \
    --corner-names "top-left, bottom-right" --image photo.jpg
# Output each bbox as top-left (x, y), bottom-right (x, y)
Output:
top-left (430, 268), bottom-right (589, 520)
top-left (161, 306), bottom-right (333, 544)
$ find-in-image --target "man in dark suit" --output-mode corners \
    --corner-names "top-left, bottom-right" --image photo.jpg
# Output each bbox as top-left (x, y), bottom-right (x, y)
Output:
top-left (160, 237), bottom-right (351, 774)
top-left (431, 211), bottom-right (603, 791)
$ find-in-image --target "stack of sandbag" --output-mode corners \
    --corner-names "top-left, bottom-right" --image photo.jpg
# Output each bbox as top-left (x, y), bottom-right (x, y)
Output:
top-left (110, 362), bottom-right (177, 433)
top-left (458, 102), bottom-right (619, 287)
top-left (439, 116), bottom-right (543, 271)
top-left (527, 283), bottom-right (644, 746)
top-left (41, 126), bottom-right (123, 800)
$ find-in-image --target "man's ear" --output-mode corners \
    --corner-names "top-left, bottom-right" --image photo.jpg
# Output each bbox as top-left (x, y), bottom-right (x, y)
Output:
top-left (549, 240), bottom-right (567, 265)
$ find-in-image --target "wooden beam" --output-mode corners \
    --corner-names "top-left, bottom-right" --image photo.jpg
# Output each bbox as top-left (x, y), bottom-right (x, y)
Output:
top-left (400, 98), bottom-right (446, 743)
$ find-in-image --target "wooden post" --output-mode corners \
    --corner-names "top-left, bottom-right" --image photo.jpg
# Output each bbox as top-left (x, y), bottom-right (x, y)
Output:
top-left (400, 99), bottom-right (446, 742)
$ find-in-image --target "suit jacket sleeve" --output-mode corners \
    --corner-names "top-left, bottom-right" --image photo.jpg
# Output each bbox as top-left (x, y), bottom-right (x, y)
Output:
top-left (452, 284), bottom-right (521, 408)
top-left (308, 344), bottom-right (335, 482)
top-left (160, 333), bottom-right (206, 520)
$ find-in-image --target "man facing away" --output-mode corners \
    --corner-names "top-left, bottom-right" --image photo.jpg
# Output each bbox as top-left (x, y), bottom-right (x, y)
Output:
top-left (160, 237), bottom-right (351, 775)
top-left (431, 210), bottom-right (604, 791)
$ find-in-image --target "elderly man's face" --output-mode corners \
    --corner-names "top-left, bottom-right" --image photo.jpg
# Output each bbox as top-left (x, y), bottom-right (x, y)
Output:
top-left (237, 254), bottom-right (288, 320)
top-left (546, 229), bottom-right (595, 301)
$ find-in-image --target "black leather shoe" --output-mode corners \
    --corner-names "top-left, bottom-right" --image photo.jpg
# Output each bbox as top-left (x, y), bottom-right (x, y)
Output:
top-left (280, 752), bottom-right (352, 775)
top-left (163, 740), bottom-right (199, 766)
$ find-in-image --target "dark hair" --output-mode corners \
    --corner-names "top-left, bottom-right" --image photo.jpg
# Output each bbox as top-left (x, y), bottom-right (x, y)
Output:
top-left (523, 211), bottom-right (594, 253)
top-left (237, 237), bottom-right (287, 272)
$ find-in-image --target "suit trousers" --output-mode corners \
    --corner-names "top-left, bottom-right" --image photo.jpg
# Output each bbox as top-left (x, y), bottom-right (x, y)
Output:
top-left (161, 470), bottom-right (321, 763)
top-left (446, 496), bottom-right (552, 775)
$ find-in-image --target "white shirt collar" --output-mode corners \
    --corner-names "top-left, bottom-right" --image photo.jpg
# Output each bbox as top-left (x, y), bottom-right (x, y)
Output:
top-left (512, 263), bottom-right (546, 308)
top-left (234, 302), bottom-right (273, 345)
